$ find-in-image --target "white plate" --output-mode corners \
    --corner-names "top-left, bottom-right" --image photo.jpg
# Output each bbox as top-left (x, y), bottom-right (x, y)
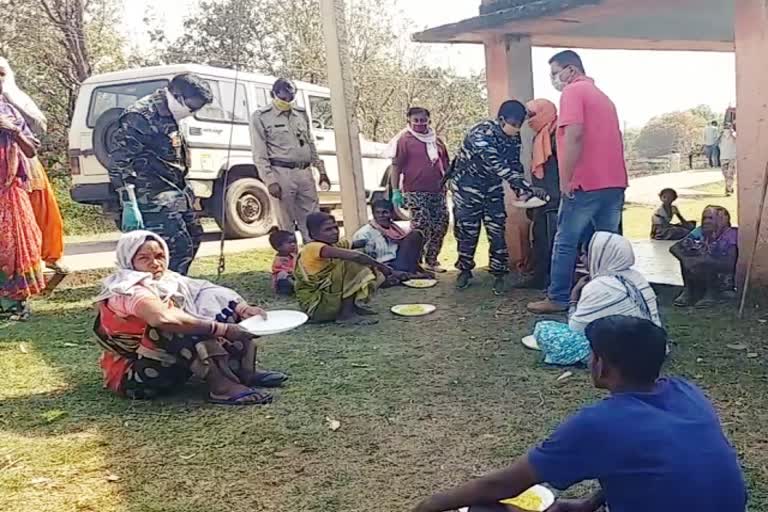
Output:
top-left (510, 196), bottom-right (548, 209)
top-left (390, 304), bottom-right (437, 317)
top-left (239, 310), bottom-right (308, 335)
top-left (521, 335), bottom-right (541, 351)
top-left (459, 485), bottom-right (555, 512)
top-left (403, 279), bottom-right (438, 289)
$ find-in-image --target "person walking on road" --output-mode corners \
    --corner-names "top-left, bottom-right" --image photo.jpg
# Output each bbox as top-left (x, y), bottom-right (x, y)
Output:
top-left (251, 78), bottom-right (330, 243)
top-left (446, 100), bottom-right (546, 295)
top-left (719, 123), bottom-right (737, 196)
top-left (109, 73), bottom-right (213, 275)
top-left (703, 120), bottom-right (721, 168)
top-left (528, 50), bottom-right (628, 314)
top-left (388, 107), bottom-right (450, 273)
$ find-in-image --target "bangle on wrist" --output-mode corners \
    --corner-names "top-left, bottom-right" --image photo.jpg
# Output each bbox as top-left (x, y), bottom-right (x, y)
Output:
top-left (211, 322), bottom-right (228, 337)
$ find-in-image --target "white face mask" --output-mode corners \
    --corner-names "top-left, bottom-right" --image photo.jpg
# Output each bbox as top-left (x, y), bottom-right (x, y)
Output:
top-left (165, 90), bottom-right (193, 122)
top-left (550, 68), bottom-right (571, 92)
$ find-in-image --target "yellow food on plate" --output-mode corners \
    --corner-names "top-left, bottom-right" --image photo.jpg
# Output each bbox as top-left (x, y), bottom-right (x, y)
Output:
top-left (500, 488), bottom-right (544, 511)
top-left (404, 279), bottom-right (437, 288)
top-left (397, 305), bottom-right (427, 315)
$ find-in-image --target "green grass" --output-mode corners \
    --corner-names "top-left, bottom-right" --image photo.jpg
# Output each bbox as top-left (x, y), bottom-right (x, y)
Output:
top-left (2, 244), bottom-right (768, 511)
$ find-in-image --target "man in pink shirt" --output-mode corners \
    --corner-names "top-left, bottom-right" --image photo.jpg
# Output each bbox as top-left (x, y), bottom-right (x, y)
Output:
top-left (528, 50), bottom-right (628, 314)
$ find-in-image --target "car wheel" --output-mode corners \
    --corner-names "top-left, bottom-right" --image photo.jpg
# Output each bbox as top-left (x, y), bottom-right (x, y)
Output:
top-left (92, 108), bottom-right (125, 168)
top-left (213, 177), bottom-right (274, 239)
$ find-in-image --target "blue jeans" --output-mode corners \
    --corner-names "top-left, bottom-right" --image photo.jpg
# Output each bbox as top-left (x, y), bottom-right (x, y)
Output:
top-left (547, 188), bottom-right (625, 304)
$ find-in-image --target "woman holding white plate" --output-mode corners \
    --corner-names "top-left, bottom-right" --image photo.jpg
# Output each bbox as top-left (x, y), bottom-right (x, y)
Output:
top-left (93, 230), bottom-right (286, 405)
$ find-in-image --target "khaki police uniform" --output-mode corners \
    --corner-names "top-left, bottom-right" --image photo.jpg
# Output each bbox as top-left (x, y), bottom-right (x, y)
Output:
top-left (250, 104), bottom-right (322, 241)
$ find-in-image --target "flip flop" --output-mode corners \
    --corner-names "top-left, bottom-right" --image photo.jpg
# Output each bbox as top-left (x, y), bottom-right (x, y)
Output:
top-left (247, 371), bottom-right (288, 388)
top-left (209, 389), bottom-right (273, 406)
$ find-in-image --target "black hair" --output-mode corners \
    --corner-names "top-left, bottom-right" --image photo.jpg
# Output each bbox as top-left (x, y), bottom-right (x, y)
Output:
top-left (372, 199), bottom-right (394, 212)
top-left (711, 120), bottom-right (719, 126)
top-left (169, 73), bottom-right (213, 104)
top-left (306, 211), bottom-right (335, 237)
top-left (497, 100), bottom-right (528, 126)
top-left (586, 316), bottom-right (667, 385)
top-left (659, 188), bottom-right (678, 200)
top-left (548, 50), bottom-right (585, 74)
top-left (407, 107), bottom-right (430, 118)
top-left (272, 78), bottom-right (296, 97)
top-left (268, 227), bottom-right (295, 251)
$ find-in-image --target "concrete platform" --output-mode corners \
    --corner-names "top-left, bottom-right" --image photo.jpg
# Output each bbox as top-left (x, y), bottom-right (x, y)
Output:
top-left (631, 240), bottom-right (682, 287)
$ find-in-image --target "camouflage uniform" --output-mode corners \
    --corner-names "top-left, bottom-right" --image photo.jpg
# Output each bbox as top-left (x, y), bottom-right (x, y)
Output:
top-left (108, 90), bottom-right (202, 275)
top-left (449, 120), bottom-right (532, 276)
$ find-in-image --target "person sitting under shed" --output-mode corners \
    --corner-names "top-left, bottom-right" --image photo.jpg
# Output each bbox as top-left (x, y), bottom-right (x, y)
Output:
top-left (413, 315), bottom-right (747, 512)
top-left (671, 205), bottom-right (738, 308)
top-left (352, 199), bottom-right (429, 282)
top-left (295, 212), bottom-right (401, 325)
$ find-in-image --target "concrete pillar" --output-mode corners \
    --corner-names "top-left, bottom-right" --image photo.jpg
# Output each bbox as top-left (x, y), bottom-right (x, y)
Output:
top-left (319, 0), bottom-right (368, 233)
top-left (484, 35), bottom-right (536, 273)
top-left (735, 0), bottom-right (768, 286)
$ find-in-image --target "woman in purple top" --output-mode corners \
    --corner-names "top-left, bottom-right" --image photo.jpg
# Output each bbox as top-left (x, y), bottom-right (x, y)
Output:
top-left (670, 205), bottom-right (738, 308)
top-left (389, 107), bottom-right (450, 273)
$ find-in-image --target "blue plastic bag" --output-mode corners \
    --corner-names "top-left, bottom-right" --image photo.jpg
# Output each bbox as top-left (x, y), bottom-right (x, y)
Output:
top-left (120, 185), bottom-right (144, 231)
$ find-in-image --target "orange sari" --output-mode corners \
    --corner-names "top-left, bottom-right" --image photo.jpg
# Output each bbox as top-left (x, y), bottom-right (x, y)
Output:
top-left (28, 157), bottom-right (64, 264)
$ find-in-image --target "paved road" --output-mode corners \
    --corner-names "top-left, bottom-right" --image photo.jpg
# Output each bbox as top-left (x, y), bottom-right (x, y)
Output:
top-left (63, 168), bottom-right (725, 272)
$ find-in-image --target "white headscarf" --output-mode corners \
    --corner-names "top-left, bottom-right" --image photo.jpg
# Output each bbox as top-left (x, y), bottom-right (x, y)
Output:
top-left (95, 230), bottom-right (244, 319)
top-left (383, 127), bottom-right (440, 163)
top-left (570, 232), bottom-right (661, 333)
top-left (0, 57), bottom-right (47, 136)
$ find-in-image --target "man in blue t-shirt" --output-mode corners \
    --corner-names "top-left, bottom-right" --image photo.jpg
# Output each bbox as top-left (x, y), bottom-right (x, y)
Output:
top-left (413, 315), bottom-right (747, 512)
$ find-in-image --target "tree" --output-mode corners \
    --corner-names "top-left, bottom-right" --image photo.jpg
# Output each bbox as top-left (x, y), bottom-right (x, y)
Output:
top-left (634, 111), bottom-right (705, 159)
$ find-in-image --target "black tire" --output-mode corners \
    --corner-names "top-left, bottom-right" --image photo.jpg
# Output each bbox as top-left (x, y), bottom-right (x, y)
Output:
top-left (92, 107), bottom-right (125, 168)
top-left (213, 177), bottom-right (274, 239)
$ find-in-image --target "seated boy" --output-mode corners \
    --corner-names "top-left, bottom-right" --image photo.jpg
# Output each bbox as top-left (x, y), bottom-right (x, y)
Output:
top-left (268, 228), bottom-right (297, 296)
top-left (295, 212), bottom-right (404, 325)
top-left (651, 188), bottom-right (695, 240)
top-left (413, 315), bottom-right (746, 512)
top-left (352, 199), bottom-right (428, 279)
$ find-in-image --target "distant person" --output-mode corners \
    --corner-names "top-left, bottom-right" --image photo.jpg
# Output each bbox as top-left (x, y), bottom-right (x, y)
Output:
top-left (516, 98), bottom-right (561, 290)
top-left (294, 212), bottom-right (401, 325)
top-left (352, 199), bottom-right (428, 279)
top-left (109, 73), bottom-right (214, 275)
top-left (703, 120), bottom-right (721, 168)
top-left (719, 123), bottom-right (737, 196)
top-left (388, 107), bottom-right (450, 273)
top-left (671, 205), bottom-right (738, 308)
top-left (651, 188), bottom-right (695, 240)
top-left (412, 315), bottom-right (747, 512)
top-left (250, 78), bottom-right (330, 242)
top-left (528, 50), bottom-right (628, 314)
top-left (268, 228), bottom-right (297, 296)
top-left (445, 100), bottom-right (546, 295)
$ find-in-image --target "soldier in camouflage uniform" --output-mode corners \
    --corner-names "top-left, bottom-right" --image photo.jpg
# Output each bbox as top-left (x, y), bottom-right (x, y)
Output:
top-left (446, 100), bottom-right (546, 294)
top-left (108, 74), bottom-right (213, 275)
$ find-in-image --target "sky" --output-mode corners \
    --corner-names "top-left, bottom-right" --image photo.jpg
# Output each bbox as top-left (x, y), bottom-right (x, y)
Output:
top-left (121, 0), bottom-right (736, 129)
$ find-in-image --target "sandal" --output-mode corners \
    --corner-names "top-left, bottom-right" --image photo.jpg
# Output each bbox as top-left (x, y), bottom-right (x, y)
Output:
top-left (246, 371), bottom-right (288, 388)
top-left (209, 388), bottom-right (273, 406)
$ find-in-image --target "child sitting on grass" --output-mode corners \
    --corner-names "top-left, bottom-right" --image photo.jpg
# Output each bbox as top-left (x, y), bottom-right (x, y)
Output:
top-left (650, 188), bottom-right (695, 241)
top-left (269, 228), bottom-right (298, 296)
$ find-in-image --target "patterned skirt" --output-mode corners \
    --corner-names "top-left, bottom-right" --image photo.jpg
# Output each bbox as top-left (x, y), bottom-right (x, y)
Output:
top-left (533, 320), bottom-right (591, 366)
top-left (0, 183), bottom-right (45, 304)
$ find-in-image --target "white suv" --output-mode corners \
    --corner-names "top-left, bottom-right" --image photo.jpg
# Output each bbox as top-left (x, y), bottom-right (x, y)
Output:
top-left (68, 64), bottom-right (392, 238)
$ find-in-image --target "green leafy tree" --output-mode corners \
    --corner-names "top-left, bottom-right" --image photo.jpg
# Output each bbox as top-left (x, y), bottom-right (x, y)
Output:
top-left (634, 111), bottom-right (706, 159)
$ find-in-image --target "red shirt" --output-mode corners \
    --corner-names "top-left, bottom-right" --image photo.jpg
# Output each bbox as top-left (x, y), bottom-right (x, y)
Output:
top-left (393, 132), bottom-right (449, 193)
top-left (557, 77), bottom-right (628, 192)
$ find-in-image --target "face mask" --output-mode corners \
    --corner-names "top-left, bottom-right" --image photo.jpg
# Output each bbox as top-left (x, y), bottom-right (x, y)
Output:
top-left (274, 98), bottom-right (293, 111)
top-left (165, 90), bottom-right (193, 122)
top-left (550, 67), bottom-right (571, 92)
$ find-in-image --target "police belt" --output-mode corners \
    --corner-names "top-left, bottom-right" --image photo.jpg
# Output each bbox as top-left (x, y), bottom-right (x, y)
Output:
top-left (270, 159), bottom-right (311, 170)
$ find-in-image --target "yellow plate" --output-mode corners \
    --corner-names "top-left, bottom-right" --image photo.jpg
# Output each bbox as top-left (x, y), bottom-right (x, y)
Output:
top-left (390, 304), bottom-right (437, 317)
top-left (403, 279), bottom-right (438, 289)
